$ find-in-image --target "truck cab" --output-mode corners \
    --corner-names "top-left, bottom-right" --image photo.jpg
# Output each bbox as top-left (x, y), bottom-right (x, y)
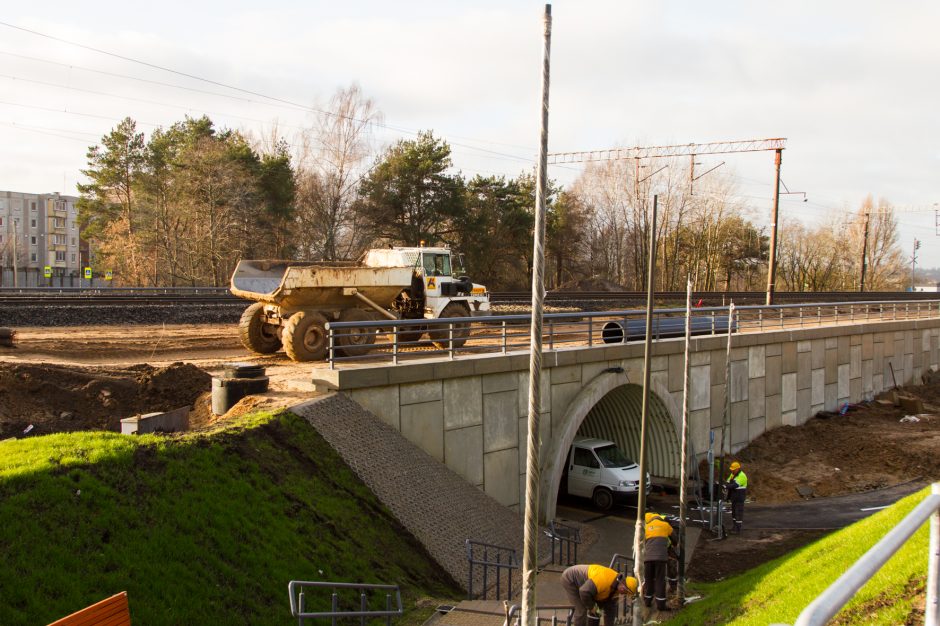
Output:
top-left (362, 246), bottom-right (490, 318)
top-left (562, 437), bottom-right (647, 510)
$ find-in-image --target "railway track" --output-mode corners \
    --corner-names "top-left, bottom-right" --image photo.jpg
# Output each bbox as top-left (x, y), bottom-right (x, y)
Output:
top-left (0, 289), bottom-right (932, 307)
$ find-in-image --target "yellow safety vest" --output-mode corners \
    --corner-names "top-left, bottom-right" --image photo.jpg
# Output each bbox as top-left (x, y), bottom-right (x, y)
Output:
top-left (587, 564), bottom-right (620, 601)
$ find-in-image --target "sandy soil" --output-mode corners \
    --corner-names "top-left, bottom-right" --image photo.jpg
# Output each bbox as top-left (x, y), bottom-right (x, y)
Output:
top-left (0, 324), bottom-right (322, 439)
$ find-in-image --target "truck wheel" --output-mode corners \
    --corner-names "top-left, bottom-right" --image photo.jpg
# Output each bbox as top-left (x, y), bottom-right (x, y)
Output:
top-left (335, 309), bottom-right (377, 357)
top-left (397, 322), bottom-right (426, 345)
top-left (593, 488), bottom-right (614, 511)
top-left (282, 311), bottom-right (329, 362)
top-left (238, 302), bottom-right (281, 354)
top-left (431, 303), bottom-right (471, 349)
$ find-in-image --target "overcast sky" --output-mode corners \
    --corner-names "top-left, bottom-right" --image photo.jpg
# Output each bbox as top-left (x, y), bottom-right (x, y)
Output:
top-left (1, 1), bottom-right (938, 268)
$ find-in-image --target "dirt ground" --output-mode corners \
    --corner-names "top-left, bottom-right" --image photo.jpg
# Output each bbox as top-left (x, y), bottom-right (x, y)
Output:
top-left (0, 324), bottom-right (320, 439)
top-left (687, 379), bottom-right (940, 582)
top-left (3, 322), bottom-right (940, 586)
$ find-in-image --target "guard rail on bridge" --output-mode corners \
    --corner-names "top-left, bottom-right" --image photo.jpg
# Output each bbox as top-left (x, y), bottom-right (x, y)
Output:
top-left (324, 300), bottom-right (940, 368)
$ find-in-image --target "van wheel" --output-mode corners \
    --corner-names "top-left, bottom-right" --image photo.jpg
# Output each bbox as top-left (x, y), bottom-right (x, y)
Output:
top-left (593, 488), bottom-right (614, 511)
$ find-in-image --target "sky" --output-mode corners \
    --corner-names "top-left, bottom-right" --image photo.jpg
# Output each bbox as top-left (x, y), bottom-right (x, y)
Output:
top-left (1, 1), bottom-right (938, 268)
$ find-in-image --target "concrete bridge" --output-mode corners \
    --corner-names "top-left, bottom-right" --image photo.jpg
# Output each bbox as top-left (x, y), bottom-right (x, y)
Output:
top-left (311, 316), bottom-right (940, 522)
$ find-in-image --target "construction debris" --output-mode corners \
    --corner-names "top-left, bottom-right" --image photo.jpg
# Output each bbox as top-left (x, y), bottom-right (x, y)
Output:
top-left (898, 395), bottom-right (924, 414)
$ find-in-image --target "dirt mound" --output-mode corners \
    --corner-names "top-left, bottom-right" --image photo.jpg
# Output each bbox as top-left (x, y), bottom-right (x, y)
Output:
top-left (554, 277), bottom-right (626, 292)
top-left (0, 362), bottom-right (211, 439)
top-left (730, 381), bottom-right (940, 504)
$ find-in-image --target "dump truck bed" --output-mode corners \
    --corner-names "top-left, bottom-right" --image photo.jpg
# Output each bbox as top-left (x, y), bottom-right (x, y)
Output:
top-left (230, 260), bottom-right (413, 309)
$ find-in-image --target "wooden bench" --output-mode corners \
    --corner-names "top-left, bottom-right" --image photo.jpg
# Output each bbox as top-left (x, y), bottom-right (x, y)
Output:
top-left (48, 591), bottom-right (130, 626)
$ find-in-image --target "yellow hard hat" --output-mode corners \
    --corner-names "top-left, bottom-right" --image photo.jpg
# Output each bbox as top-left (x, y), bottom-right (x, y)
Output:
top-left (730, 461), bottom-right (741, 471)
top-left (624, 576), bottom-right (638, 595)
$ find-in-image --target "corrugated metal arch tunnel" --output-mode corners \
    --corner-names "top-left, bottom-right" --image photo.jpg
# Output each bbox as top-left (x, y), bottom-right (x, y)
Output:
top-left (573, 383), bottom-right (680, 481)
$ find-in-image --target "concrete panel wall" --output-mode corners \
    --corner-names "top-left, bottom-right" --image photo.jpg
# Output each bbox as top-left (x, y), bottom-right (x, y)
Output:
top-left (318, 318), bottom-right (940, 511)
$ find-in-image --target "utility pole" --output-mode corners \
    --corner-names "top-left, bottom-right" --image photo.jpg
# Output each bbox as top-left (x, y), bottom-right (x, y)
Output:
top-left (859, 211), bottom-right (871, 292)
top-left (765, 148), bottom-right (782, 305)
top-left (521, 5), bottom-right (551, 626)
top-left (911, 238), bottom-right (921, 291)
top-left (633, 195), bottom-right (658, 626)
top-left (11, 217), bottom-right (18, 288)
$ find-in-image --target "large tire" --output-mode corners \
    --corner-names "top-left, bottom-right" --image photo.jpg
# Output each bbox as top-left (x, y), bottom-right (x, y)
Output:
top-left (430, 303), bottom-right (471, 349)
top-left (397, 322), bottom-right (427, 345)
top-left (335, 309), bottom-right (377, 358)
top-left (238, 302), bottom-right (281, 354)
top-left (282, 311), bottom-right (329, 362)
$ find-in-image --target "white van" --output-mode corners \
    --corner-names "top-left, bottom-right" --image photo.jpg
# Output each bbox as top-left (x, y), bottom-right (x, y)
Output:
top-left (562, 437), bottom-right (647, 510)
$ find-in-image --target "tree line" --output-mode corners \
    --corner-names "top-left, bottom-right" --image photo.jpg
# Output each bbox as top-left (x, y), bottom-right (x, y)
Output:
top-left (78, 85), bottom-right (908, 291)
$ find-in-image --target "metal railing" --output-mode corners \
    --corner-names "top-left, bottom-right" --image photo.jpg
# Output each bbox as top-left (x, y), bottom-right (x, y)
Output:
top-left (466, 539), bottom-right (519, 601)
top-left (504, 604), bottom-right (575, 625)
top-left (287, 580), bottom-right (403, 625)
top-left (608, 553), bottom-right (637, 623)
top-left (546, 520), bottom-right (581, 566)
top-left (325, 300), bottom-right (940, 368)
top-left (783, 483), bottom-right (939, 626)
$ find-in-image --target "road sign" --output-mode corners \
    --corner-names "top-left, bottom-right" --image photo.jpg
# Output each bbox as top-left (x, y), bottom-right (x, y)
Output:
top-left (43, 266), bottom-right (52, 278)
top-left (105, 270), bottom-right (113, 281)
top-left (84, 267), bottom-right (92, 280)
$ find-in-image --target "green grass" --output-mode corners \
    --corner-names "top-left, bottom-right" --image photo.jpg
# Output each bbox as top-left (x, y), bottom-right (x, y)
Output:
top-left (666, 487), bottom-right (932, 625)
top-left (0, 411), bottom-right (460, 625)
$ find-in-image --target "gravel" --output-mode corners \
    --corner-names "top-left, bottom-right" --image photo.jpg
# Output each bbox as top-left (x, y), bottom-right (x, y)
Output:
top-left (1, 303), bottom-right (246, 327)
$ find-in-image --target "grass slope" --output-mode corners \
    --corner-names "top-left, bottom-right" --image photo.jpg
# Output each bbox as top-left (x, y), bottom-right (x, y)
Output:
top-left (0, 411), bottom-right (460, 625)
top-left (668, 486), bottom-right (932, 625)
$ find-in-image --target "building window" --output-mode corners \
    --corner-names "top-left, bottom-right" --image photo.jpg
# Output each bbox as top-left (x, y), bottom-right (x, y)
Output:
top-left (30, 236), bottom-right (37, 245)
top-left (71, 237), bottom-right (76, 246)
top-left (71, 253), bottom-right (76, 263)
top-left (52, 234), bottom-right (67, 245)
top-left (53, 217), bottom-right (66, 228)
top-left (0, 217), bottom-right (3, 226)
top-left (30, 219), bottom-right (37, 228)
top-left (56, 251), bottom-right (66, 262)
top-left (30, 202), bottom-right (36, 211)
top-left (71, 222), bottom-right (76, 231)
top-left (30, 252), bottom-right (37, 262)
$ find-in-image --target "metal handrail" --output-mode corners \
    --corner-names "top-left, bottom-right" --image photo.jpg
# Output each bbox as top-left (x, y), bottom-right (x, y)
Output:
top-left (786, 483), bottom-right (940, 626)
top-left (466, 539), bottom-right (519, 601)
top-left (547, 520), bottom-right (581, 566)
top-left (287, 580), bottom-right (403, 625)
top-left (504, 604), bottom-right (574, 625)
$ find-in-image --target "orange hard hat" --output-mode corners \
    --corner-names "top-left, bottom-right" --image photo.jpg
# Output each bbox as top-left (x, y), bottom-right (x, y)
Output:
top-left (730, 461), bottom-right (742, 471)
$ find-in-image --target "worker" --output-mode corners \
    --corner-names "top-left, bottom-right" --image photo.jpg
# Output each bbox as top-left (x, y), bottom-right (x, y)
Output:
top-left (560, 564), bottom-right (638, 626)
top-left (644, 511), bottom-right (675, 612)
top-left (726, 460), bottom-right (748, 532)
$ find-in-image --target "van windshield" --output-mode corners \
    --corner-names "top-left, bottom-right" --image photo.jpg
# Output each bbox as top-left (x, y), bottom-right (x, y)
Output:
top-left (595, 444), bottom-right (635, 468)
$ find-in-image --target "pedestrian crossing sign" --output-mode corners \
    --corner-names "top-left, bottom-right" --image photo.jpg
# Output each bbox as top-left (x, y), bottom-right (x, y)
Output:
top-left (43, 266), bottom-right (52, 278)
top-left (84, 267), bottom-right (92, 279)
top-left (105, 270), bottom-right (113, 281)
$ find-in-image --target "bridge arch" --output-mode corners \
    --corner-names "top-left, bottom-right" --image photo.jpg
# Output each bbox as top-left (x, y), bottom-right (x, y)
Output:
top-left (541, 369), bottom-right (681, 522)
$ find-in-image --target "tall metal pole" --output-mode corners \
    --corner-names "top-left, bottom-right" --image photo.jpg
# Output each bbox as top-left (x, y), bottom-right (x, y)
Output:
top-left (11, 217), bottom-right (18, 288)
top-left (677, 277), bottom-right (692, 605)
top-left (927, 482), bottom-right (939, 626)
top-left (859, 210), bottom-right (871, 292)
top-left (912, 239), bottom-right (920, 291)
top-left (521, 5), bottom-right (551, 625)
top-left (632, 195), bottom-right (658, 626)
top-left (765, 149), bottom-right (782, 305)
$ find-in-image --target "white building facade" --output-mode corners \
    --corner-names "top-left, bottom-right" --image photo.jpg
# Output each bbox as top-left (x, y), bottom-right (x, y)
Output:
top-left (0, 190), bottom-right (82, 286)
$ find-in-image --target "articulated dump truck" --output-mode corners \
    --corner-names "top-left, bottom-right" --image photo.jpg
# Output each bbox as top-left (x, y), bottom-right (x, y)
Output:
top-left (230, 246), bottom-right (490, 362)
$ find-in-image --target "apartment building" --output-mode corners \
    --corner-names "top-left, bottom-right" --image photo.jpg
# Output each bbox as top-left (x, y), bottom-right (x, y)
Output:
top-left (0, 190), bottom-right (82, 285)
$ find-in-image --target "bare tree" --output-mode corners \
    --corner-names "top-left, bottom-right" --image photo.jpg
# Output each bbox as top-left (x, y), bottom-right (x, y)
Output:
top-left (295, 84), bottom-right (382, 260)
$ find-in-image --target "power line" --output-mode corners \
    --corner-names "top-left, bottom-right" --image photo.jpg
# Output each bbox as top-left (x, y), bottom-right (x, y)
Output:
top-left (0, 21), bottom-right (538, 164)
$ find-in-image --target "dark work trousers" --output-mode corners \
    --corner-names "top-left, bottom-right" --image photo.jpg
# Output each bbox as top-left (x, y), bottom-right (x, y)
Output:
top-left (643, 560), bottom-right (668, 610)
top-left (730, 489), bottom-right (746, 530)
